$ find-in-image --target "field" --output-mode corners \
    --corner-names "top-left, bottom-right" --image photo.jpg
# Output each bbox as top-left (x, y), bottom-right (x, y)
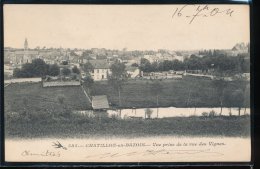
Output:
top-left (4, 77), bottom-right (250, 115)
top-left (89, 76), bottom-right (250, 108)
top-left (4, 78), bottom-right (250, 138)
top-left (5, 114), bottom-right (250, 138)
top-left (4, 82), bottom-right (92, 113)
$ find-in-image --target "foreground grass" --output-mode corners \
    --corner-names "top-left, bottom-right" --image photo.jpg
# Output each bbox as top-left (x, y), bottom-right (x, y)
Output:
top-left (5, 114), bottom-right (250, 138)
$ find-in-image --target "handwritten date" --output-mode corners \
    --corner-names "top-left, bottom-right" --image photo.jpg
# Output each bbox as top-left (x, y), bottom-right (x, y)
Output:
top-left (172, 5), bottom-right (234, 24)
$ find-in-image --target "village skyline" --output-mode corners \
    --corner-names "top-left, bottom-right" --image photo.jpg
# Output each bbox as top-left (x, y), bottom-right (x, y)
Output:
top-left (4, 37), bottom-right (250, 52)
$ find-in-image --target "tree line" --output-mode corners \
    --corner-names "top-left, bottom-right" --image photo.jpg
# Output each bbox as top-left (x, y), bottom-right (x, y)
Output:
top-left (140, 53), bottom-right (250, 76)
top-left (13, 59), bottom-right (80, 78)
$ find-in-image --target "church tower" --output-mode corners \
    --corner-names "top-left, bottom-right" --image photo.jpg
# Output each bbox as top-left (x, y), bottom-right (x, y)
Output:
top-left (24, 38), bottom-right (28, 50)
top-left (23, 38), bottom-right (29, 63)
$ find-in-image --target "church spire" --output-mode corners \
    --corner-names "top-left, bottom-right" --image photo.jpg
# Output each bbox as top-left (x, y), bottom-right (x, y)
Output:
top-left (24, 38), bottom-right (28, 50)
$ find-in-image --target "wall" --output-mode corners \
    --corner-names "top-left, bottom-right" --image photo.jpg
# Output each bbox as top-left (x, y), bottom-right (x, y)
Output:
top-left (43, 81), bottom-right (80, 87)
top-left (4, 77), bottom-right (42, 83)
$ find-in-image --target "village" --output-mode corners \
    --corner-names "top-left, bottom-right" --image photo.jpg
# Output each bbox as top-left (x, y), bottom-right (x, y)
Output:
top-left (4, 39), bottom-right (250, 121)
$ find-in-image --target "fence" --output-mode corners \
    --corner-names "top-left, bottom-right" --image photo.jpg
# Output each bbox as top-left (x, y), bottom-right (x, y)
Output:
top-left (4, 78), bottom-right (42, 84)
top-left (42, 81), bottom-right (81, 87)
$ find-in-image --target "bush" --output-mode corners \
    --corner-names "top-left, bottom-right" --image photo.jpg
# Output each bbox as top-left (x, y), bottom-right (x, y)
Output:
top-left (202, 112), bottom-right (209, 117)
top-left (209, 110), bottom-right (217, 117)
top-left (72, 66), bottom-right (80, 74)
top-left (61, 68), bottom-right (71, 76)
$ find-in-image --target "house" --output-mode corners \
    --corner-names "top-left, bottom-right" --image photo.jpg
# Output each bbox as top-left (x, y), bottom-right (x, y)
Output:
top-left (126, 66), bottom-right (140, 78)
top-left (89, 60), bottom-right (111, 81)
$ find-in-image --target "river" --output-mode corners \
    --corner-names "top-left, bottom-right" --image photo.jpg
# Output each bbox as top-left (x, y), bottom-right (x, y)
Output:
top-left (107, 107), bottom-right (250, 119)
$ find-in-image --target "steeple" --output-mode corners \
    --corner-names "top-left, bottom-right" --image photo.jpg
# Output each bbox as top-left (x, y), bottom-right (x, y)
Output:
top-left (24, 38), bottom-right (28, 50)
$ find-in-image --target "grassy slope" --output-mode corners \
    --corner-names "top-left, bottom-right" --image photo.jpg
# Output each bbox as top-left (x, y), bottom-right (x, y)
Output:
top-left (5, 115), bottom-right (250, 138)
top-left (90, 77), bottom-right (249, 108)
top-left (4, 82), bottom-right (92, 113)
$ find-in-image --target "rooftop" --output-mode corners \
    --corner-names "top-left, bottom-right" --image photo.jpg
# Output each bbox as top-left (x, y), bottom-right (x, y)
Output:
top-left (89, 60), bottom-right (110, 69)
top-left (14, 50), bottom-right (39, 55)
top-left (92, 95), bottom-right (109, 110)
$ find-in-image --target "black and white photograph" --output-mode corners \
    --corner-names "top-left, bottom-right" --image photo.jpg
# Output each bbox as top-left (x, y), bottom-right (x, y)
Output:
top-left (3, 4), bottom-right (251, 162)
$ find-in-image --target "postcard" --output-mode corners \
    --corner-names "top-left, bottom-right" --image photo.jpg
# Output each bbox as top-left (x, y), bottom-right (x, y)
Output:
top-left (4, 4), bottom-right (250, 163)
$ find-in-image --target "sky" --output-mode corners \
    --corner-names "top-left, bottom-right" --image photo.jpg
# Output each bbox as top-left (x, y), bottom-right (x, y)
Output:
top-left (4, 4), bottom-right (250, 50)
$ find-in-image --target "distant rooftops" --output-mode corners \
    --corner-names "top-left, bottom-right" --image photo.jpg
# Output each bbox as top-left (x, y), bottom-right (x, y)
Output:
top-left (14, 50), bottom-right (39, 55)
top-left (92, 95), bottom-right (109, 110)
top-left (89, 60), bottom-right (109, 69)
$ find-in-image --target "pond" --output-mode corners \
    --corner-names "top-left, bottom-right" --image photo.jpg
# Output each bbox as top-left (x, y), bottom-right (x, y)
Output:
top-left (107, 107), bottom-right (250, 119)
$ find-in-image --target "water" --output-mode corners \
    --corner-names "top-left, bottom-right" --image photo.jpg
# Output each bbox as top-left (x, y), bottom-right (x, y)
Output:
top-left (107, 107), bottom-right (250, 119)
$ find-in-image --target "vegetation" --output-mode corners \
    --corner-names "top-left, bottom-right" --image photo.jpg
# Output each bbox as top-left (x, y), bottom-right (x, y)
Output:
top-left (4, 83), bottom-right (92, 113)
top-left (13, 59), bottom-right (62, 78)
top-left (82, 62), bottom-right (94, 74)
top-left (89, 77), bottom-right (250, 109)
top-left (61, 67), bottom-right (71, 76)
top-left (5, 113), bottom-right (250, 138)
top-left (108, 61), bottom-right (127, 107)
top-left (140, 53), bottom-right (249, 75)
top-left (72, 66), bottom-right (80, 74)
top-left (145, 108), bottom-right (153, 119)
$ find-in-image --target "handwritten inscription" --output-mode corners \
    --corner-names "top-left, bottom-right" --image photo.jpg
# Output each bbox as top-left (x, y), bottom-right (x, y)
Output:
top-left (19, 140), bottom-right (226, 159)
top-left (21, 150), bottom-right (61, 157)
top-left (172, 5), bottom-right (234, 24)
top-left (85, 149), bottom-right (224, 159)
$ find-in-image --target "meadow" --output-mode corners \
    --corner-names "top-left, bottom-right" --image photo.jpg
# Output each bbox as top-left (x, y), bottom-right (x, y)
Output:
top-left (89, 76), bottom-right (250, 108)
top-left (4, 77), bottom-right (250, 138)
top-left (4, 82), bottom-right (92, 113)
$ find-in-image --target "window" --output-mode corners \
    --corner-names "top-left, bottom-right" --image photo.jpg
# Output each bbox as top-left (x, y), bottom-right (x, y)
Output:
top-left (97, 69), bottom-right (99, 73)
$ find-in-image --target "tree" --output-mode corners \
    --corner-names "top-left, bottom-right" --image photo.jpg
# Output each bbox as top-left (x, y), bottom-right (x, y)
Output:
top-left (145, 108), bottom-right (153, 119)
top-left (31, 59), bottom-right (49, 76)
top-left (13, 59), bottom-right (49, 78)
top-left (150, 80), bottom-right (163, 118)
top-left (56, 95), bottom-right (70, 117)
top-left (131, 63), bottom-right (139, 67)
top-left (212, 79), bottom-right (228, 115)
top-left (72, 66), bottom-right (80, 74)
top-left (48, 64), bottom-right (60, 76)
top-left (82, 62), bottom-right (94, 75)
top-left (83, 76), bottom-right (94, 93)
top-left (61, 68), bottom-right (71, 76)
top-left (231, 89), bottom-right (244, 116)
top-left (109, 62), bottom-right (126, 108)
top-left (13, 68), bottom-right (24, 78)
top-left (243, 83), bottom-right (250, 115)
top-left (61, 60), bottom-right (68, 65)
top-left (110, 62), bottom-right (126, 79)
top-left (109, 77), bottom-right (124, 108)
top-left (140, 58), bottom-right (152, 72)
top-left (21, 97), bottom-right (30, 119)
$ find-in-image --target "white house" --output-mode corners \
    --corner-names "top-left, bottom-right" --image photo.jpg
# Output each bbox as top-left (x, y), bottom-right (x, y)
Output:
top-left (89, 60), bottom-right (111, 81)
top-left (126, 66), bottom-right (140, 78)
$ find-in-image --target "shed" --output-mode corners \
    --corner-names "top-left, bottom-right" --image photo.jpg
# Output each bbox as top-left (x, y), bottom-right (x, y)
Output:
top-left (92, 95), bottom-right (109, 110)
